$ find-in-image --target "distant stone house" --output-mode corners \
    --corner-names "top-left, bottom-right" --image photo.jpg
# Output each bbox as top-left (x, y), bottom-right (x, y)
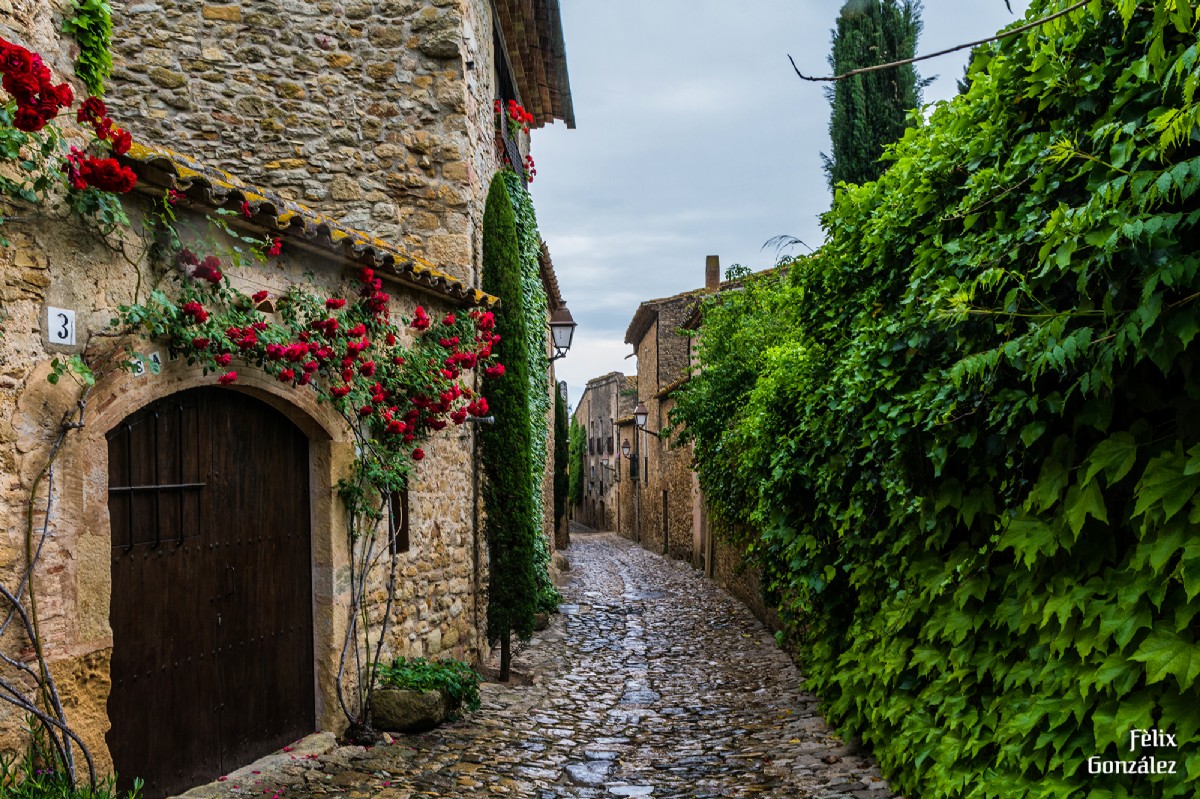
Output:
top-left (569, 371), bottom-right (634, 531)
top-left (0, 1), bottom-right (571, 796)
top-left (613, 257), bottom-right (776, 624)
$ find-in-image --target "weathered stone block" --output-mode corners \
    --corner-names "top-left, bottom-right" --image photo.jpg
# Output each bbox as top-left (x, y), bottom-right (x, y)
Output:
top-left (419, 30), bottom-right (460, 59)
top-left (201, 5), bottom-right (242, 22)
top-left (366, 62), bottom-right (398, 81)
top-left (330, 176), bottom-right (363, 200)
top-left (369, 27), bottom-right (406, 48)
top-left (276, 81), bottom-right (306, 99)
top-left (148, 67), bottom-right (187, 89)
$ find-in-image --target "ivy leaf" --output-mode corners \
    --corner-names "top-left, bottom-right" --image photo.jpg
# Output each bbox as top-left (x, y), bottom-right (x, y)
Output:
top-left (1083, 432), bottom-right (1138, 485)
top-left (1098, 601), bottom-right (1151, 651)
top-left (1129, 628), bottom-right (1200, 688)
top-left (1028, 458), bottom-right (1068, 513)
top-left (1133, 448), bottom-right (1200, 521)
top-left (1064, 479), bottom-right (1107, 537)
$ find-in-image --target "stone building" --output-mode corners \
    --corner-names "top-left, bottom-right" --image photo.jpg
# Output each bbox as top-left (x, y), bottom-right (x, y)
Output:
top-left (0, 1), bottom-right (571, 796)
top-left (570, 371), bottom-right (634, 531)
top-left (614, 257), bottom-right (778, 625)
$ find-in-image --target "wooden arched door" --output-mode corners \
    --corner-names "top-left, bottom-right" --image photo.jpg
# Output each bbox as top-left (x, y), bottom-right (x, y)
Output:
top-left (106, 388), bottom-right (315, 798)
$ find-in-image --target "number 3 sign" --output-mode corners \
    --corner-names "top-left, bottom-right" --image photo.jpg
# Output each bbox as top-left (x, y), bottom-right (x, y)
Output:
top-left (47, 307), bottom-right (77, 346)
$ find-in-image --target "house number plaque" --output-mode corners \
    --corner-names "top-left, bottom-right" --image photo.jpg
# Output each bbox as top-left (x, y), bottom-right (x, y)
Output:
top-left (47, 307), bottom-right (76, 346)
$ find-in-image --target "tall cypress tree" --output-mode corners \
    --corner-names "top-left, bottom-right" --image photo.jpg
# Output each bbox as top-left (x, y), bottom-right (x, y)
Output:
top-left (479, 175), bottom-right (537, 681)
top-left (821, 0), bottom-right (925, 189)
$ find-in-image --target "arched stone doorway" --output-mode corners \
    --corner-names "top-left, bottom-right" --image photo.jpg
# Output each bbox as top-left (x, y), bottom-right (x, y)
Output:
top-left (105, 388), bottom-right (315, 798)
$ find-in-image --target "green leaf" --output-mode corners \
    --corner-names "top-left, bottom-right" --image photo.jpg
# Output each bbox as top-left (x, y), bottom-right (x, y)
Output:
top-left (1064, 479), bottom-right (1107, 536)
top-left (1084, 432), bottom-right (1138, 485)
top-left (1133, 449), bottom-right (1200, 521)
top-left (1028, 458), bottom-right (1068, 513)
top-left (1129, 628), bottom-right (1200, 688)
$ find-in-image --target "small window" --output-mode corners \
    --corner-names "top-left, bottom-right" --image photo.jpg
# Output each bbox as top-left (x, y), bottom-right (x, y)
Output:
top-left (388, 489), bottom-right (410, 554)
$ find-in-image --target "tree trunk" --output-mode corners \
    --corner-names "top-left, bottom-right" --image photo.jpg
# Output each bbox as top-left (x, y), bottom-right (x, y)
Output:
top-left (499, 632), bottom-right (511, 682)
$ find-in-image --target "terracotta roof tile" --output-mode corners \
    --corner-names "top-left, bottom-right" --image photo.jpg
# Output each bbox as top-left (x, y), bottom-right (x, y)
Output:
top-left (121, 141), bottom-right (497, 308)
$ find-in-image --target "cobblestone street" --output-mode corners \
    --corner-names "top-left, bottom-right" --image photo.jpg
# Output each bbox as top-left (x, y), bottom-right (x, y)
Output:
top-left (183, 530), bottom-right (898, 799)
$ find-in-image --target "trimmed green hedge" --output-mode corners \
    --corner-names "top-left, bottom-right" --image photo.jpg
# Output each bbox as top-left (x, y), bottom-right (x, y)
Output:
top-left (673, 2), bottom-right (1200, 797)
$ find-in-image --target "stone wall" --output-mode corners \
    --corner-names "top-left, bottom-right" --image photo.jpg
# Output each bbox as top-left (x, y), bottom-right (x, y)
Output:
top-left (653, 297), bottom-right (695, 390)
top-left (569, 372), bottom-right (629, 532)
top-left (105, 0), bottom-right (506, 284)
top-left (709, 521), bottom-right (779, 629)
top-left (0, 195), bottom-right (488, 762)
top-left (657, 396), bottom-right (695, 561)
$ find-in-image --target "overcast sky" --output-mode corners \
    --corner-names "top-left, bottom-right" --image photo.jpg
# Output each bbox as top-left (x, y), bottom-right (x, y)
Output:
top-left (529, 0), bottom-right (1033, 406)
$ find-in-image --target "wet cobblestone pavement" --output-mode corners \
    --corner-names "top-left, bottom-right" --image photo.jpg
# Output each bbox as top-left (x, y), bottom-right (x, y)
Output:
top-left (183, 529), bottom-right (900, 799)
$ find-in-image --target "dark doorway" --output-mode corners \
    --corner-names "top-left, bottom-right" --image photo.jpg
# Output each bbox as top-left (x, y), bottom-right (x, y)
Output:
top-left (107, 388), bottom-right (315, 798)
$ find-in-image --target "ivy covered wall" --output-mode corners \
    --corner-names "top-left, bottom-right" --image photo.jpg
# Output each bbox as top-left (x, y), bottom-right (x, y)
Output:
top-left (673, 2), bottom-right (1200, 797)
top-left (502, 170), bottom-right (558, 612)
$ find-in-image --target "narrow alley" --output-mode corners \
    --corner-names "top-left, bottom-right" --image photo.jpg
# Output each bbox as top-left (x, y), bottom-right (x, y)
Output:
top-left (183, 530), bottom-right (897, 799)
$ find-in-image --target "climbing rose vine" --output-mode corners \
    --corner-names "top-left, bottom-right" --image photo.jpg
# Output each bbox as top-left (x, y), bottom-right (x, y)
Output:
top-left (1, 37), bottom-right (136, 241)
top-left (116, 257), bottom-right (502, 485)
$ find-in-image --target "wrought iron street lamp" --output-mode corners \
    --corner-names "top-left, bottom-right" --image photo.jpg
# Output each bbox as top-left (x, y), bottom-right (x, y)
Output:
top-left (601, 456), bottom-right (619, 483)
top-left (633, 401), bottom-right (663, 438)
top-left (548, 302), bottom-right (577, 361)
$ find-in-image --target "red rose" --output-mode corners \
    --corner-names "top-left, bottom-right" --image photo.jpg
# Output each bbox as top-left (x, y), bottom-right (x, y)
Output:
top-left (12, 106), bottom-right (45, 132)
top-left (267, 237), bottom-right (282, 257)
top-left (1, 42), bottom-right (33, 75)
top-left (215, 353), bottom-right (232, 366)
top-left (330, 385), bottom-right (350, 398)
top-left (110, 128), bottom-right (132, 156)
top-left (79, 156), bottom-right (137, 193)
top-left (2, 71), bottom-right (38, 104)
top-left (278, 368), bottom-right (295, 382)
top-left (218, 371), bottom-right (238, 385)
top-left (181, 301), bottom-right (209, 323)
top-left (241, 200), bottom-right (253, 218)
top-left (412, 448), bottom-right (425, 461)
top-left (76, 95), bottom-right (107, 124)
top-left (486, 363), bottom-right (505, 378)
top-left (193, 256), bottom-right (223, 284)
top-left (252, 290), bottom-right (269, 304)
top-left (51, 82), bottom-right (73, 108)
top-left (325, 298), bottom-right (346, 309)
top-left (192, 337), bottom-right (210, 350)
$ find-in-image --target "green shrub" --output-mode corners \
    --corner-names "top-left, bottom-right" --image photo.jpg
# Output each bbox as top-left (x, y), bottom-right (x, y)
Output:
top-left (374, 657), bottom-right (482, 717)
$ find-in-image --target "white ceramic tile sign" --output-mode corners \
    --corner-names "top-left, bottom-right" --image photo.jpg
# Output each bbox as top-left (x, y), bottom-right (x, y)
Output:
top-left (131, 351), bottom-right (163, 378)
top-left (47, 307), bottom-right (76, 346)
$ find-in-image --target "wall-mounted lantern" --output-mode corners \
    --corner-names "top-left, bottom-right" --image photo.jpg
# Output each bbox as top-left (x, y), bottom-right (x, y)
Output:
top-left (548, 302), bottom-right (577, 361)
